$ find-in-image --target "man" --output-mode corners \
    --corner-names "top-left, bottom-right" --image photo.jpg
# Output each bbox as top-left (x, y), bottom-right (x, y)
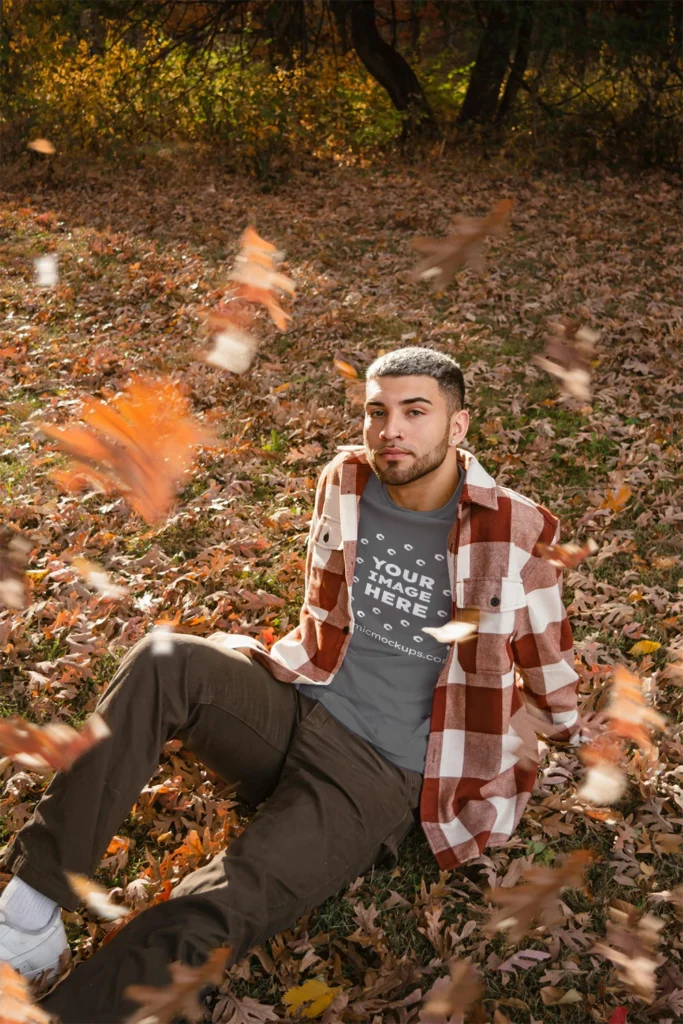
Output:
top-left (0, 347), bottom-right (580, 1022)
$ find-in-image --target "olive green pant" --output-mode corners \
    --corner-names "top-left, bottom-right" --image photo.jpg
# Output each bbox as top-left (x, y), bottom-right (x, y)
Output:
top-left (3, 635), bottom-right (422, 1023)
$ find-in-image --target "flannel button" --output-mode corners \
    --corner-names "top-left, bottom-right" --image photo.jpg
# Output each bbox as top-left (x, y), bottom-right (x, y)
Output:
top-left (490, 596), bottom-right (500, 607)
top-left (343, 625), bottom-right (349, 634)
top-left (323, 531), bottom-right (329, 542)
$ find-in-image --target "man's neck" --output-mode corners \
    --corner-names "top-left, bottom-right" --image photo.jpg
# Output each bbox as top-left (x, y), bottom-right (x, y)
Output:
top-left (385, 464), bottom-right (462, 513)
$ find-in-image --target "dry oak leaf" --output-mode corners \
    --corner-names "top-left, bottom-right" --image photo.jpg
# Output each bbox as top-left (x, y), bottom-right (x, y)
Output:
top-left (124, 947), bottom-right (231, 1024)
top-left (410, 198), bottom-right (513, 289)
top-left (71, 556), bottom-right (128, 599)
top-left (484, 850), bottom-right (594, 942)
top-left (0, 530), bottom-right (32, 610)
top-left (592, 902), bottom-right (665, 1002)
top-left (600, 484), bottom-right (632, 513)
top-left (0, 962), bottom-right (53, 1024)
top-left (419, 959), bottom-right (482, 1022)
top-left (0, 712), bottom-right (110, 773)
top-left (39, 377), bottom-right (212, 524)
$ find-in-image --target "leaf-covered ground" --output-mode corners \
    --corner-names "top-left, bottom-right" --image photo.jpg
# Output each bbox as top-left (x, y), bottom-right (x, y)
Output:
top-left (1, 159), bottom-right (682, 1023)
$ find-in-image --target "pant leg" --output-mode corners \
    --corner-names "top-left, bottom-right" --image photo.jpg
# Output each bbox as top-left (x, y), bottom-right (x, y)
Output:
top-left (40, 701), bottom-right (423, 1024)
top-left (3, 635), bottom-right (302, 910)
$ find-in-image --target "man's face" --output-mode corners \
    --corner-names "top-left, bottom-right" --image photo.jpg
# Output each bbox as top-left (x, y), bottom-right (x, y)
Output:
top-left (363, 375), bottom-right (463, 486)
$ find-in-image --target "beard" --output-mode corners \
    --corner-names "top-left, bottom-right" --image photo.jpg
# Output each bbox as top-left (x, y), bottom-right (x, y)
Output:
top-left (366, 429), bottom-right (451, 486)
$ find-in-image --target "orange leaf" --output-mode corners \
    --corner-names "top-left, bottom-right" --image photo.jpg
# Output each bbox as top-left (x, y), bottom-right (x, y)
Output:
top-left (600, 485), bottom-right (632, 512)
top-left (0, 962), bottom-right (53, 1023)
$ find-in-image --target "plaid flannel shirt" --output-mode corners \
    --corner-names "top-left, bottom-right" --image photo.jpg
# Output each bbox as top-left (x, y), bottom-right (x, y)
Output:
top-left (219, 445), bottom-right (580, 869)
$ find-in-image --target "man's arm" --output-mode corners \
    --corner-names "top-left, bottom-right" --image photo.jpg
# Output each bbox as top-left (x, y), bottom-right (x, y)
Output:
top-left (511, 518), bottom-right (580, 743)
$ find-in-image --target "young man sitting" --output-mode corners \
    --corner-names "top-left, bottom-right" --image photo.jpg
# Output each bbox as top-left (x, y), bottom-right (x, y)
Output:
top-left (0, 347), bottom-right (580, 1023)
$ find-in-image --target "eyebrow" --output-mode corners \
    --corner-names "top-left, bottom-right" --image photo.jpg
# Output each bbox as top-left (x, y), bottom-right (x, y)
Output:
top-left (365, 397), bottom-right (434, 408)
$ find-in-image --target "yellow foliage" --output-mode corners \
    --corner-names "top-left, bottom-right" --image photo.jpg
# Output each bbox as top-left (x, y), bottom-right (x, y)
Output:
top-left (282, 978), bottom-right (342, 1019)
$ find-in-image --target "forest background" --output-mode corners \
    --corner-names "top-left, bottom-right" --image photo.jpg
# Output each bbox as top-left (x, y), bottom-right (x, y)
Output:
top-left (1, 2), bottom-right (682, 1023)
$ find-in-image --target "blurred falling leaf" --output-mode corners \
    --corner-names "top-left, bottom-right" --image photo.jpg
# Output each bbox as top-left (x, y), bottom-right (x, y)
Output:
top-left (410, 198), bottom-right (513, 288)
top-left (533, 319), bottom-right (598, 402)
top-left (71, 556), bottom-right (128, 599)
top-left (484, 850), bottom-right (595, 942)
top-left (39, 376), bottom-right (212, 523)
top-left (34, 254), bottom-right (58, 288)
top-left (0, 530), bottom-right (31, 610)
top-left (205, 327), bottom-right (258, 374)
top-left (0, 962), bottom-right (53, 1024)
top-left (66, 873), bottom-right (129, 920)
top-left (27, 138), bottom-right (55, 154)
top-left (593, 903), bottom-right (665, 1002)
top-left (0, 712), bottom-right (110, 773)
top-left (419, 959), bottom-right (482, 1022)
top-left (228, 226), bottom-right (294, 329)
top-left (333, 356), bottom-right (365, 408)
top-left (124, 947), bottom-right (230, 1024)
top-left (422, 618), bottom-right (479, 644)
top-left (534, 537), bottom-right (598, 569)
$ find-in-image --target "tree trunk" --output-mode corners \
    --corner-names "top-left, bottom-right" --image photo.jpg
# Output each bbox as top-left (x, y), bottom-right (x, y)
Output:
top-left (495, 3), bottom-right (533, 124)
top-left (336, 0), bottom-right (438, 137)
top-left (458, 2), bottom-right (516, 124)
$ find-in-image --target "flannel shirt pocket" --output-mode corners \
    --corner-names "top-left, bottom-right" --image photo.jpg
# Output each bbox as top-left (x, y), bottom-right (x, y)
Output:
top-left (456, 576), bottom-right (526, 675)
top-left (313, 514), bottom-right (344, 551)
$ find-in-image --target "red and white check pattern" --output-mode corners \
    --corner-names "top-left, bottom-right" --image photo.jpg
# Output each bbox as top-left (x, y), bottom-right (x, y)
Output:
top-left (223, 446), bottom-right (579, 869)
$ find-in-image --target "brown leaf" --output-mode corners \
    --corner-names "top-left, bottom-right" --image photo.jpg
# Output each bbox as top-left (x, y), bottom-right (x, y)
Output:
top-left (0, 962), bottom-right (53, 1023)
top-left (410, 198), bottom-right (513, 288)
top-left (484, 850), bottom-right (595, 942)
top-left (39, 377), bottom-right (212, 523)
top-left (124, 947), bottom-right (230, 1024)
top-left (0, 712), bottom-right (111, 773)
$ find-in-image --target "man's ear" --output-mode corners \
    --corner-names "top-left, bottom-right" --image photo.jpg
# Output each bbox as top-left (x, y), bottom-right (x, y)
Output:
top-left (450, 408), bottom-right (469, 444)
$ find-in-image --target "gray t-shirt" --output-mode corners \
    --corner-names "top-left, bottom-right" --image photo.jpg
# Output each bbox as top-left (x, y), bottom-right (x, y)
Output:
top-left (297, 466), bottom-right (465, 774)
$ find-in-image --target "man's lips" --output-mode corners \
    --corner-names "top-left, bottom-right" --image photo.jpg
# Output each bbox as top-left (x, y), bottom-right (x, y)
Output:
top-left (379, 449), bottom-right (411, 457)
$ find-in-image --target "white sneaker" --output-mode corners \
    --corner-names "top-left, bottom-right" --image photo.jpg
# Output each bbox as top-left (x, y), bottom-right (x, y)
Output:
top-left (0, 905), bottom-right (69, 981)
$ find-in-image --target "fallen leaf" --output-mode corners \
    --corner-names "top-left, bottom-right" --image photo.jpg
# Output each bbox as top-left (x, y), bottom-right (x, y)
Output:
top-left (282, 978), bottom-right (342, 1019)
